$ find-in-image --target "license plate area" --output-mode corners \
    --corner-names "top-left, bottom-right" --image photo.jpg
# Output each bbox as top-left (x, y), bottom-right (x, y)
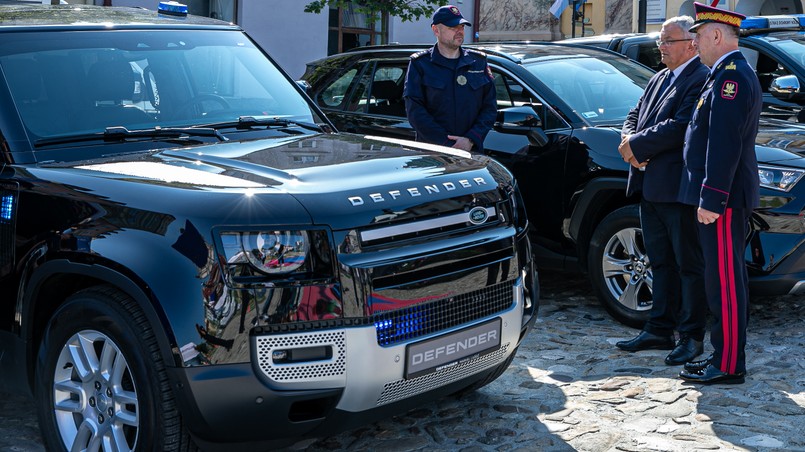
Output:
top-left (404, 318), bottom-right (501, 379)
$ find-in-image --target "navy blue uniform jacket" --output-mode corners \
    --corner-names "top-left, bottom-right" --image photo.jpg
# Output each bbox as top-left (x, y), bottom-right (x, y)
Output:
top-left (622, 57), bottom-right (709, 201)
top-left (403, 44), bottom-right (497, 150)
top-left (679, 52), bottom-right (761, 213)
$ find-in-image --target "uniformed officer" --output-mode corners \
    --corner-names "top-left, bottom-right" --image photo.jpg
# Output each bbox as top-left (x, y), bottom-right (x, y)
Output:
top-left (403, 4), bottom-right (496, 151)
top-left (678, 2), bottom-right (762, 385)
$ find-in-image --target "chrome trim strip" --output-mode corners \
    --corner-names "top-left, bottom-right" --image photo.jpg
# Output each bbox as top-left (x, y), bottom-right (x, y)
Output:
top-left (360, 207), bottom-right (497, 242)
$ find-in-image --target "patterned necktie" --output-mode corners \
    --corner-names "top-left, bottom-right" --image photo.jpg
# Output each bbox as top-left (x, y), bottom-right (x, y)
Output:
top-left (658, 71), bottom-right (674, 95)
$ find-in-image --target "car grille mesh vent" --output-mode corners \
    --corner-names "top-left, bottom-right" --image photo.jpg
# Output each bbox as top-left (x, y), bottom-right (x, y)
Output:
top-left (376, 343), bottom-right (510, 406)
top-left (373, 280), bottom-right (513, 347)
top-left (255, 330), bottom-right (346, 382)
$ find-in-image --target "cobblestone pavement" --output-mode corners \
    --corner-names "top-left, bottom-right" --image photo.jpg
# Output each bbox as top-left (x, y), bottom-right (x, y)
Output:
top-left (2, 271), bottom-right (803, 452)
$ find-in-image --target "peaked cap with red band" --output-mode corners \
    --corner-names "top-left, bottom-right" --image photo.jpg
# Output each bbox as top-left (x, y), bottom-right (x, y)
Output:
top-left (689, 2), bottom-right (746, 32)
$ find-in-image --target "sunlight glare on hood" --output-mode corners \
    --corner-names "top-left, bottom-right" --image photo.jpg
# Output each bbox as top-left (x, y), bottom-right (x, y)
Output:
top-left (363, 135), bottom-right (472, 159)
top-left (76, 162), bottom-right (265, 188)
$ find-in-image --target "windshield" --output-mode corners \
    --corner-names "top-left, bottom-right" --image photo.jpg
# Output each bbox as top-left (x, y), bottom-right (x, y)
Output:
top-left (0, 29), bottom-right (318, 147)
top-left (761, 34), bottom-right (805, 66)
top-left (525, 55), bottom-right (652, 126)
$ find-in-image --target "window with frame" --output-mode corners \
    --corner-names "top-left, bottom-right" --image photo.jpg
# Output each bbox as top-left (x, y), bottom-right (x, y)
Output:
top-left (492, 71), bottom-right (566, 131)
top-left (328, 3), bottom-right (388, 55)
top-left (185, 0), bottom-right (237, 22)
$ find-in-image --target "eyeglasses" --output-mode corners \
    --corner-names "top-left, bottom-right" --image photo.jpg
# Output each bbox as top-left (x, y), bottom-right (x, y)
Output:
top-left (656, 39), bottom-right (692, 47)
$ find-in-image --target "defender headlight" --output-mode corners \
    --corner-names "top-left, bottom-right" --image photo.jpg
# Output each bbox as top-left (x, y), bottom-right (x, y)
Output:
top-left (758, 165), bottom-right (805, 192)
top-left (219, 229), bottom-right (332, 279)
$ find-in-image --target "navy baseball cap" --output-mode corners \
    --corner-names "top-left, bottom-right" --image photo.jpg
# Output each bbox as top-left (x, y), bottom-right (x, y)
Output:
top-left (432, 5), bottom-right (471, 27)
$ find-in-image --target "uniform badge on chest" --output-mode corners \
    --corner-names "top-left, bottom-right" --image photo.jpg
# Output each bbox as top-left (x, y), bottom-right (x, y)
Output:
top-left (457, 75), bottom-right (467, 86)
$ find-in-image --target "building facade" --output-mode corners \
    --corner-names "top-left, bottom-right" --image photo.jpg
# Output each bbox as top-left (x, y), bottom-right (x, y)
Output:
top-left (77, 0), bottom-right (803, 78)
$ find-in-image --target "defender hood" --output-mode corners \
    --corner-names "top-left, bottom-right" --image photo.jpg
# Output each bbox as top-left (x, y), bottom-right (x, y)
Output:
top-left (35, 133), bottom-right (511, 230)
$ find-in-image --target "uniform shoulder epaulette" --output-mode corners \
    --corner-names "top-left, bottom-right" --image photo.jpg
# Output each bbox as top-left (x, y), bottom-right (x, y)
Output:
top-left (410, 49), bottom-right (429, 59)
top-left (466, 48), bottom-right (488, 59)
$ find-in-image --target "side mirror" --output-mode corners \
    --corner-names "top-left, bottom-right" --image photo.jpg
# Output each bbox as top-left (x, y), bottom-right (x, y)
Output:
top-left (770, 75), bottom-right (805, 101)
top-left (296, 79), bottom-right (312, 94)
top-left (493, 106), bottom-right (549, 147)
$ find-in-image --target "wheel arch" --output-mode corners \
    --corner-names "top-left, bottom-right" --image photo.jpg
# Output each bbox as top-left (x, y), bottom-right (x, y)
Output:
top-left (565, 177), bottom-right (639, 270)
top-left (21, 258), bottom-right (178, 393)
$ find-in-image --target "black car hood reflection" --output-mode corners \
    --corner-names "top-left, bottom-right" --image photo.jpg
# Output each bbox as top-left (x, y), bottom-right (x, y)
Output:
top-left (38, 133), bottom-right (504, 230)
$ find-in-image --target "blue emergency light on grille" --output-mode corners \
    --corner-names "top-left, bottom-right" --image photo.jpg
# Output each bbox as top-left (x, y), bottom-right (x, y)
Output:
top-left (1, 195), bottom-right (13, 222)
top-left (372, 280), bottom-right (514, 347)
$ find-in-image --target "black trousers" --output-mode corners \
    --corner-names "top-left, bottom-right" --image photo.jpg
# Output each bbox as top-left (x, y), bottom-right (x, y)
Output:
top-left (697, 207), bottom-right (750, 374)
top-left (640, 199), bottom-right (707, 339)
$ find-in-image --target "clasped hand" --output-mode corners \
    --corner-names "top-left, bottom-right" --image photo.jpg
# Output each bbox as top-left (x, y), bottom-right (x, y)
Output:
top-left (618, 135), bottom-right (648, 169)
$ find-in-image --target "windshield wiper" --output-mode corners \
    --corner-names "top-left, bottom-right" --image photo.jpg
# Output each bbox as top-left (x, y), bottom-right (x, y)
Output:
top-left (34, 126), bottom-right (228, 147)
top-left (202, 116), bottom-right (323, 133)
top-left (104, 126), bottom-right (228, 142)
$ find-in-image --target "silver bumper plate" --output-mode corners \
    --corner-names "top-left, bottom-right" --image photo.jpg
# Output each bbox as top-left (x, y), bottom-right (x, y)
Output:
top-left (405, 318), bottom-right (502, 379)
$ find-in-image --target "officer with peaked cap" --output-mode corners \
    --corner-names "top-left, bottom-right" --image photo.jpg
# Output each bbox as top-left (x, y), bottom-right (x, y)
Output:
top-left (403, 5), bottom-right (496, 151)
top-left (678, 2), bottom-right (761, 385)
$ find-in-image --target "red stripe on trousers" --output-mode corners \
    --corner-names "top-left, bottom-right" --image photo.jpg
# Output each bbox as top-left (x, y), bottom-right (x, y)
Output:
top-left (718, 209), bottom-right (738, 374)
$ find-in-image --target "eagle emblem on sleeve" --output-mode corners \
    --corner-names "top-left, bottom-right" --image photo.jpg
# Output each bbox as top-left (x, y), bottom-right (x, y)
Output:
top-left (721, 80), bottom-right (738, 100)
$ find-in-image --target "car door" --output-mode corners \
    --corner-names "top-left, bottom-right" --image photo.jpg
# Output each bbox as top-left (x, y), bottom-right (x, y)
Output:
top-left (739, 40), bottom-right (804, 121)
top-left (482, 68), bottom-right (575, 252)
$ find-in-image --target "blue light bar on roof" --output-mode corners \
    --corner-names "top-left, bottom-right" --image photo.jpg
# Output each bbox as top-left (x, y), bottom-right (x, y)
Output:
top-left (158, 1), bottom-right (188, 16)
top-left (741, 15), bottom-right (805, 30)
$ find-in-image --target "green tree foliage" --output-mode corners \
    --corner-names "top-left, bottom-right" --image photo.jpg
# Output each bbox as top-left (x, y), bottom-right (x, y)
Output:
top-left (304, 0), bottom-right (450, 23)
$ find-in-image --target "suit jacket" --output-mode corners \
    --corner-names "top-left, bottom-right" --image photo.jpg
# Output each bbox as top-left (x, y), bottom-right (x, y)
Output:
top-left (679, 52), bottom-right (761, 213)
top-left (622, 57), bottom-right (709, 202)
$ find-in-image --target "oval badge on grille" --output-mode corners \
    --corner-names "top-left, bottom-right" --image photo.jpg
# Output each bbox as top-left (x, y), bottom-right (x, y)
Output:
top-left (468, 207), bottom-right (489, 225)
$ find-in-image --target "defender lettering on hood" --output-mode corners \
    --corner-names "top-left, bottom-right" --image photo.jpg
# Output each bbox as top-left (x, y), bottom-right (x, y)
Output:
top-left (348, 177), bottom-right (489, 206)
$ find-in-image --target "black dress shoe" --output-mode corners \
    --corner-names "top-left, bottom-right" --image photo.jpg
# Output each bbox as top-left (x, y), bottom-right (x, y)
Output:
top-left (665, 336), bottom-right (704, 365)
top-left (679, 363), bottom-right (746, 385)
top-left (683, 355), bottom-right (712, 373)
top-left (616, 331), bottom-right (675, 352)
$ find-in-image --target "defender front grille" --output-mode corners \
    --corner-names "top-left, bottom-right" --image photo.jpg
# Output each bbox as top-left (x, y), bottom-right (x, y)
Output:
top-left (372, 280), bottom-right (514, 347)
top-left (376, 343), bottom-right (511, 406)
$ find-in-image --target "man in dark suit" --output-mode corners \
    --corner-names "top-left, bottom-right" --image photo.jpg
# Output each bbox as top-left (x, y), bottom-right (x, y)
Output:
top-left (616, 16), bottom-right (709, 366)
top-left (678, 3), bottom-right (761, 385)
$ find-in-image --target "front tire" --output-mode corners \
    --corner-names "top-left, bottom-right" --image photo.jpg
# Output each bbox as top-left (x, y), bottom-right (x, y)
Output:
top-left (587, 205), bottom-right (653, 328)
top-left (35, 286), bottom-right (191, 451)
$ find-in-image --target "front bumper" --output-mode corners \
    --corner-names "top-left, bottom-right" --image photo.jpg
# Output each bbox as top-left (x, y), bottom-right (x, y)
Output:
top-left (170, 268), bottom-right (534, 449)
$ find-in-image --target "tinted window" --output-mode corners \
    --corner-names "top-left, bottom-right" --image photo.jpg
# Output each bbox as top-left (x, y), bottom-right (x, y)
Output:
top-left (367, 64), bottom-right (406, 116)
top-left (525, 56), bottom-right (651, 125)
top-left (492, 71), bottom-right (566, 130)
top-left (319, 67), bottom-right (359, 108)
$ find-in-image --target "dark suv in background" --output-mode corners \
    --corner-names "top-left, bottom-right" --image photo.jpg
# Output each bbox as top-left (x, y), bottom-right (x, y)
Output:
top-left (563, 15), bottom-right (805, 122)
top-left (0, 4), bottom-right (537, 450)
top-left (302, 42), bottom-right (805, 327)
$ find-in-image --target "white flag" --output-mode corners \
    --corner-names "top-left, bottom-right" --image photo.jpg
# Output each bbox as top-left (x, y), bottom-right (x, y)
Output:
top-left (549, 0), bottom-right (569, 18)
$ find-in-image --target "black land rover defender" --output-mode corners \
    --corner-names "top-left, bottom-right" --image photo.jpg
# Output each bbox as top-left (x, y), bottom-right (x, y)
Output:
top-left (0, 4), bottom-right (537, 450)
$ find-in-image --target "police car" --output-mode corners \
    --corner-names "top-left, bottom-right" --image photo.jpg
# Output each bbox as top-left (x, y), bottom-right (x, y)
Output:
top-left (567, 14), bottom-right (805, 122)
top-left (739, 14), bottom-right (805, 121)
top-left (0, 4), bottom-right (537, 450)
